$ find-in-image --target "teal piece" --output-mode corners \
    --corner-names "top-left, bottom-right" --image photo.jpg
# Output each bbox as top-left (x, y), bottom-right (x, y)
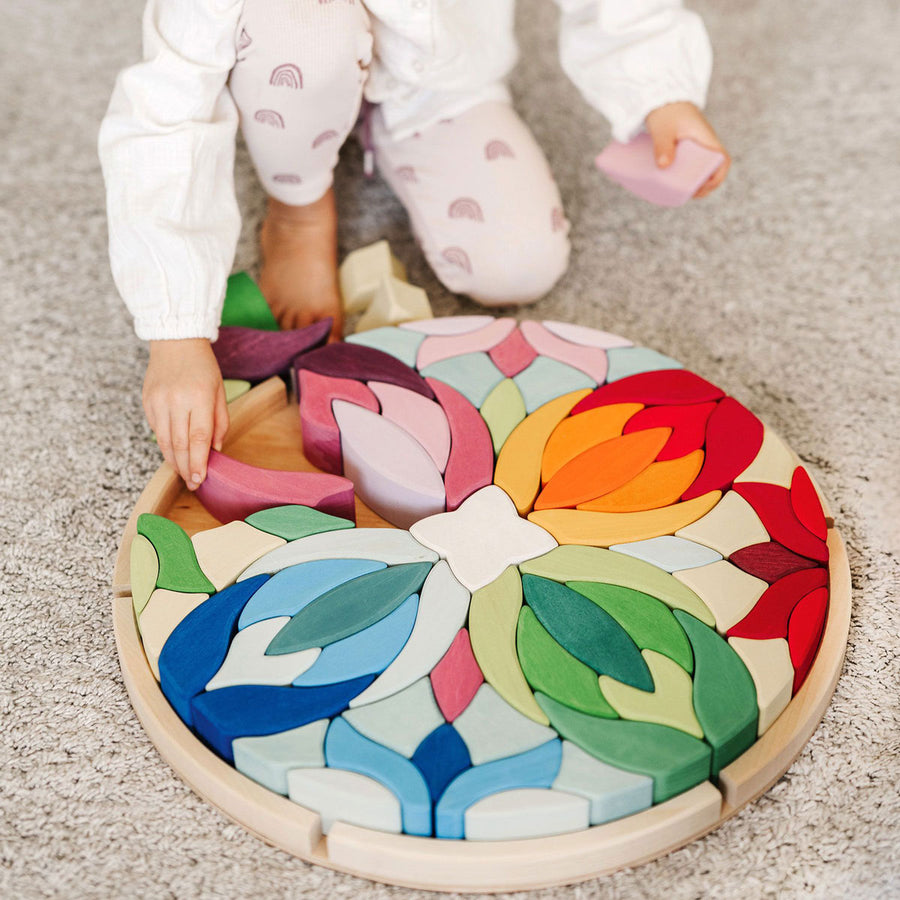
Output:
top-left (245, 505), bottom-right (354, 542)
top-left (346, 327), bottom-right (425, 369)
top-left (136, 514), bottom-right (215, 594)
top-left (606, 347), bottom-right (684, 382)
top-left (266, 562), bottom-right (433, 654)
top-left (325, 717), bottom-right (433, 836)
top-left (521, 575), bottom-right (653, 691)
top-left (609, 536), bottom-right (723, 573)
top-left (220, 272), bottom-right (279, 331)
top-left (674, 611), bottom-right (759, 776)
top-left (419, 352), bottom-right (505, 408)
top-left (233, 719), bottom-right (329, 795)
top-left (513, 357), bottom-right (596, 413)
top-left (536, 694), bottom-right (711, 803)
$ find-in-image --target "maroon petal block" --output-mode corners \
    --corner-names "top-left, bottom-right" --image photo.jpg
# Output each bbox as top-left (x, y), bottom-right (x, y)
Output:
top-left (212, 320), bottom-right (331, 381)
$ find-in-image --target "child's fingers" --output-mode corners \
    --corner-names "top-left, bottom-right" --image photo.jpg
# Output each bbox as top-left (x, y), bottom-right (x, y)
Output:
top-left (651, 126), bottom-right (678, 168)
top-left (213, 384), bottom-right (230, 453)
top-left (694, 155), bottom-right (731, 198)
top-left (168, 409), bottom-right (194, 489)
top-left (187, 404), bottom-right (215, 490)
top-left (153, 413), bottom-right (178, 478)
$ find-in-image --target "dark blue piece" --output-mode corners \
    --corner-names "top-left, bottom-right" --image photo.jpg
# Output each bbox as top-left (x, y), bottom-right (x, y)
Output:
top-left (158, 575), bottom-right (270, 727)
top-left (190, 676), bottom-right (375, 763)
top-left (411, 724), bottom-right (472, 803)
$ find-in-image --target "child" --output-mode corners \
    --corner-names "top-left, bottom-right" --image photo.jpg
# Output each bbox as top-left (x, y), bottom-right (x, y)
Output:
top-left (99, 0), bottom-right (729, 491)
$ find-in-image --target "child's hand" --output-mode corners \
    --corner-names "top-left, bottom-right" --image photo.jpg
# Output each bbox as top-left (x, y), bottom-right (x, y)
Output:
top-left (143, 339), bottom-right (229, 490)
top-left (644, 101), bottom-right (730, 198)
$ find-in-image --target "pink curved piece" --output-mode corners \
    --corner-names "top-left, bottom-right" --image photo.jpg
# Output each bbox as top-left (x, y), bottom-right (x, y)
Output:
top-left (489, 327), bottom-right (538, 378)
top-left (416, 318), bottom-right (517, 370)
top-left (542, 320), bottom-right (633, 349)
top-left (520, 321), bottom-right (609, 384)
top-left (426, 377), bottom-right (494, 511)
top-left (400, 315), bottom-right (493, 335)
top-left (196, 451), bottom-right (355, 525)
top-left (298, 370), bottom-right (379, 473)
top-left (211, 321), bottom-right (331, 381)
top-left (430, 628), bottom-right (484, 722)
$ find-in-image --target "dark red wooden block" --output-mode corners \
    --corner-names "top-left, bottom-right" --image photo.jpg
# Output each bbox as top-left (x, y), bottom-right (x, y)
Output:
top-left (787, 586), bottom-right (829, 694)
top-left (212, 321), bottom-right (331, 381)
top-left (790, 467), bottom-right (828, 540)
top-left (623, 401), bottom-right (716, 461)
top-left (570, 370), bottom-right (724, 416)
top-left (726, 567), bottom-right (828, 640)
top-left (729, 542), bottom-right (820, 584)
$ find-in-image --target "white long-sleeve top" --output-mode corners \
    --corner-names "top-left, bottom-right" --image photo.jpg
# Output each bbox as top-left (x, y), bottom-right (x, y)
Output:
top-left (98, 0), bottom-right (712, 341)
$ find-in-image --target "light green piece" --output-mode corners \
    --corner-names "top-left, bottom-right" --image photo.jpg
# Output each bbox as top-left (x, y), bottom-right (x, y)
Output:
top-left (520, 545), bottom-right (715, 627)
top-left (130, 534), bottom-right (160, 618)
top-left (136, 514), bottom-right (215, 595)
top-left (480, 378), bottom-right (526, 455)
top-left (245, 505), bottom-right (355, 542)
top-left (223, 379), bottom-right (251, 403)
top-left (606, 347), bottom-right (683, 382)
top-left (346, 326), bottom-right (425, 368)
top-left (233, 719), bottom-right (329, 795)
top-left (513, 357), bottom-right (596, 413)
top-left (220, 271), bottom-right (279, 331)
top-left (420, 352), bottom-right (505, 408)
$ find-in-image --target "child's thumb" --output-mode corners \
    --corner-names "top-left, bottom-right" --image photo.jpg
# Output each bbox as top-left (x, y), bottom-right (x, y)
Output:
top-left (652, 128), bottom-right (677, 168)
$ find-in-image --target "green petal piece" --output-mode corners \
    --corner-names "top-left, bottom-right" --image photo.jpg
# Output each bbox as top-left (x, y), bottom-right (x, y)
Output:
top-left (674, 611), bottom-right (759, 777)
top-left (266, 562), bottom-right (432, 655)
top-left (480, 379), bottom-right (526, 455)
top-left (569, 581), bottom-right (694, 674)
top-left (536, 693), bottom-right (711, 803)
top-left (136, 514), bottom-right (215, 595)
top-left (223, 379), bottom-right (251, 403)
top-left (220, 272), bottom-right (279, 331)
top-left (522, 575), bottom-right (652, 691)
top-left (130, 533), bottom-right (159, 617)
top-left (517, 607), bottom-right (618, 719)
top-left (245, 505), bottom-right (355, 542)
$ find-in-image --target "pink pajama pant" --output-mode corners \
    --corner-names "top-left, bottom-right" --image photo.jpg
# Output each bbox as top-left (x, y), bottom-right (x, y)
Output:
top-left (228, 0), bottom-right (570, 305)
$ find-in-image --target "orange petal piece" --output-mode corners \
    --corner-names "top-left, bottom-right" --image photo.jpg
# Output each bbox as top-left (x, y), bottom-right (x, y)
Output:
top-left (578, 449), bottom-right (705, 512)
top-left (541, 403), bottom-right (644, 484)
top-left (534, 427), bottom-right (671, 511)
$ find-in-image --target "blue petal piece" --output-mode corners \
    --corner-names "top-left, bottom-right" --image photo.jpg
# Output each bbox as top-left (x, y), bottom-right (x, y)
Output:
top-left (190, 676), bottom-right (375, 763)
top-left (325, 717), bottom-right (433, 836)
top-left (434, 739), bottom-right (563, 839)
top-left (237, 558), bottom-right (386, 630)
top-left (159, 575), bottom-right (269, 727)
top-left (411, 724), bottom-right (472, 803)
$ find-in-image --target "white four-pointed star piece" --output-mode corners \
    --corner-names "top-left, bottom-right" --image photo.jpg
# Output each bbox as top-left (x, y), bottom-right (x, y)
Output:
top-left (410, 485), bottom-right (558, 591)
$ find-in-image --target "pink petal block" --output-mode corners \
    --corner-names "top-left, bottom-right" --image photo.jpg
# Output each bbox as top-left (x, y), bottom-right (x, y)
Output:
top-left (430, 628), bottom-right (484, 722)
top-left (426, 377), bottom-right (494, 511)
top-left (196, 451), bottom-right (356, 524)
top-left (369, 381), bottom-right (452, 473)
top-left (595, 134), bottom-right (725, 208)
top-left (542, 320), bottom-right (633, 350)
top-left (332, 400), bottom-right (446, 530)
top-left (298, 370), bottom-right (379, 473)
top-left (401, 315), bottom-right (493, 336)
top-left (416, 318), bottom-right (517, 370)
top-left (489, 327), bottom-right (538, 378)
top-left (520, 321), bottom-right (609, 384)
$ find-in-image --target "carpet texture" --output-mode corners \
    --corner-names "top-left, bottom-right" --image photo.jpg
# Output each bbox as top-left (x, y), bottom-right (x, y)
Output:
top-left (1, 1), bottom-right (897, 897)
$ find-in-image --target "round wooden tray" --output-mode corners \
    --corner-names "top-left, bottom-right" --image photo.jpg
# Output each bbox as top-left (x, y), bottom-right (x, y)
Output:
top-left (112, 378), bottom-right (851, 893)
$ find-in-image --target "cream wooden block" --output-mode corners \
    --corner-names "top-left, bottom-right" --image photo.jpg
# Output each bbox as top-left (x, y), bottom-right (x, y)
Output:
top-left (138, 588), bottom-right (209, 680)
top-left (233, 720), bottom-right (329, 795)
top-left (355, 275), bottom-right (433, 333)
top-left (339, 240), bottom-right (407, 315)
top-left (464, 788), bottom-right (591, 841)
top-left (734, 426), bottom-right (795, 487)
top-left (191, 521), bottom-right (286, 591)
top-left (675, 490), bottom-right (770, 557)
top-left (673, 561), bottom-right (768, 634)
top-left (727, 636), bottom-right (794, 736)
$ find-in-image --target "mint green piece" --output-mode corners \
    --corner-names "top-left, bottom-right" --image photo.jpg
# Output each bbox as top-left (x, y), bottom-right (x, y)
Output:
top-left (245, 505), bottom-right (355, 542)
top-left (136, 514), bottom-right (215, 595)
top-left (513, 357), bottom-right (596, 413)
top-left (569, 581), bottom-right (694, 674)
top-left (130, 533), bottom-right (160, 618)
top-left (480, 378), bottom-right (526, 455)
top-left (223, 379), bottom-right (251, 403)
top-left (536, 693), bottom-right (711, 803)
top-left (674, 611), bottom-right (759, 777)
top-left (346, 327), bottom-right (425, 369)
top-left (419, 352), bottom-right (505, 408)
top-left (606, 347), bottom-right (683, 382)
top-left (220, 272), bottom-right (279, 331)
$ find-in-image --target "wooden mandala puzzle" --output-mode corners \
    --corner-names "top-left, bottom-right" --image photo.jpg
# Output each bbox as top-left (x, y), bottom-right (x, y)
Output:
top-left (113, 271), bottom-right (850, 892)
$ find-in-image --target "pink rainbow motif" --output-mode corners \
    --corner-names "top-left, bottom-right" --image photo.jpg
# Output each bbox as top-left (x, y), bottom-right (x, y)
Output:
top-left (551, 206), bottom-right (566, 233)
top-left (236, 28), bottom-right (252, 52)
top-left (485, 139), bottom-right (515, 161)
top-left (270, 63), bottom-right (303, 89)
top-left (448, 197), bottom-right (484, 222)
top-left (273, 174), bottom-right (302, 184)
top-left (254, 109), bottom-right (285, 129)
top-left (312, 129), bottom-right (340, 149)
top-left (394, 166), bottom-right (417, 183)
top-left (441, 247), bottom-right (472, 274)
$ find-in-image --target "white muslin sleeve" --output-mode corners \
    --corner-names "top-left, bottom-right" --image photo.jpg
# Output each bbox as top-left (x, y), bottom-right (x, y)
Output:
top-left (98, 0), bottom-right (244, 342)
top-left (555, 0), bottom-right (713, 143)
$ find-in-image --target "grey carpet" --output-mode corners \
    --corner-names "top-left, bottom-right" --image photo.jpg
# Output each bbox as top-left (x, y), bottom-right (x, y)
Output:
top-left (1, 1), bottom-right (898, 897)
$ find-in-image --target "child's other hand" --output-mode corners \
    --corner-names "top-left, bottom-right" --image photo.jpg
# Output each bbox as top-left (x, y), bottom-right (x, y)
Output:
top-left (143, 339), bottom-right (229, 490)
top-left (644, 101), bottom-right (730, 198)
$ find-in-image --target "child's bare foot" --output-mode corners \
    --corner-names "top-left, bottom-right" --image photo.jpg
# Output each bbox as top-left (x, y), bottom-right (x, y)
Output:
top-left (259, 189), bottom-right (343, 340)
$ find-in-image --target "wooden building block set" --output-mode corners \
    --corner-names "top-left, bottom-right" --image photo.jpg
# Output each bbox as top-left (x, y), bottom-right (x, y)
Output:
top-left (112, 250), bottom-right (849, 892)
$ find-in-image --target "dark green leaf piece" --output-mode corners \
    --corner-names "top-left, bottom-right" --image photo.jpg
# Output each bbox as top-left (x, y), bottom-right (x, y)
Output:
top-left (220, 272), bottom-right (279, 331)
top-left (245, 505), bottom-right (354, 541)
top-left (136, 514), bottom-right (215, 594)
top-left (521, 575), bottom-right (652, 691)
top-left (266, 562), bottom-right (432, 655)
top-left (536, 693), bottom-right (711, 803)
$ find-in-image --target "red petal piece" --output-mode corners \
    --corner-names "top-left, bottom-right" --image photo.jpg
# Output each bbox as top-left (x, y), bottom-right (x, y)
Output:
top-left (430, 628), bottom-right (484, 722)
top-left (488, 327), bottom-right (538, 378)
top-left (570, 369), bottom-right (724, 416)
top-left (622, 401), bottom-right (715, 461)
top-left (727, 567), bottom-right (828, 640)
top-left (788, 587), bottom-right (829, 694)
top-left (790, 467), bottom-right (828, 540)
top-left (729, 542), bottom-right (820, 583)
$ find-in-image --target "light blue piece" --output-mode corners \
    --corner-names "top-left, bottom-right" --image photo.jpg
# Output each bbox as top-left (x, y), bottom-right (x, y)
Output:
top-left (346, 326), bottom-right (425, 369)
top-left (610, 536), bottom-right (723, 573)
top-left (513, 357), bottom-right (596, 413)
top-left (324, 717), bottom-right (433, 836)
top-left (292, 594), bottom-right (418, 686)
top-left (419, 352), bottom-right (505, 408)
top-left (606, 347), bottom-right (684, 382)
top-left (233, 719), bottom-right (329, 795)
top-left (237, 559), bottom-right (386, 630)
top-left (434, 739), bottom-right (563, 839)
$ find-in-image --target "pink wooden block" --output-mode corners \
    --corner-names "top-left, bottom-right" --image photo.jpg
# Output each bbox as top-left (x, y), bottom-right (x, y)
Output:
top-left (369, 381), bottom-right (452, 473)
top-left (298, 370), bottom-right (379, 473)
top-left (542, 320), bottom-right (633, 350)
top-left (401, 315), bottom-right (493, 336)
top-left (520, 321), bottom-right (609, 384)
top-left (195, 451), bottom-right (356, 524)
top-left (212, 321), bottom-right (331, 382)
top-left (430, 628), bottom-right (484, 722)
top-left (595, 134), bottom-right (725, 208)
top-left (489, 328), bottom-right (538, 378)
top-left (425, 377), bottom-right (494, 512)
top-left (416, 318), bottom-right (517, 370)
